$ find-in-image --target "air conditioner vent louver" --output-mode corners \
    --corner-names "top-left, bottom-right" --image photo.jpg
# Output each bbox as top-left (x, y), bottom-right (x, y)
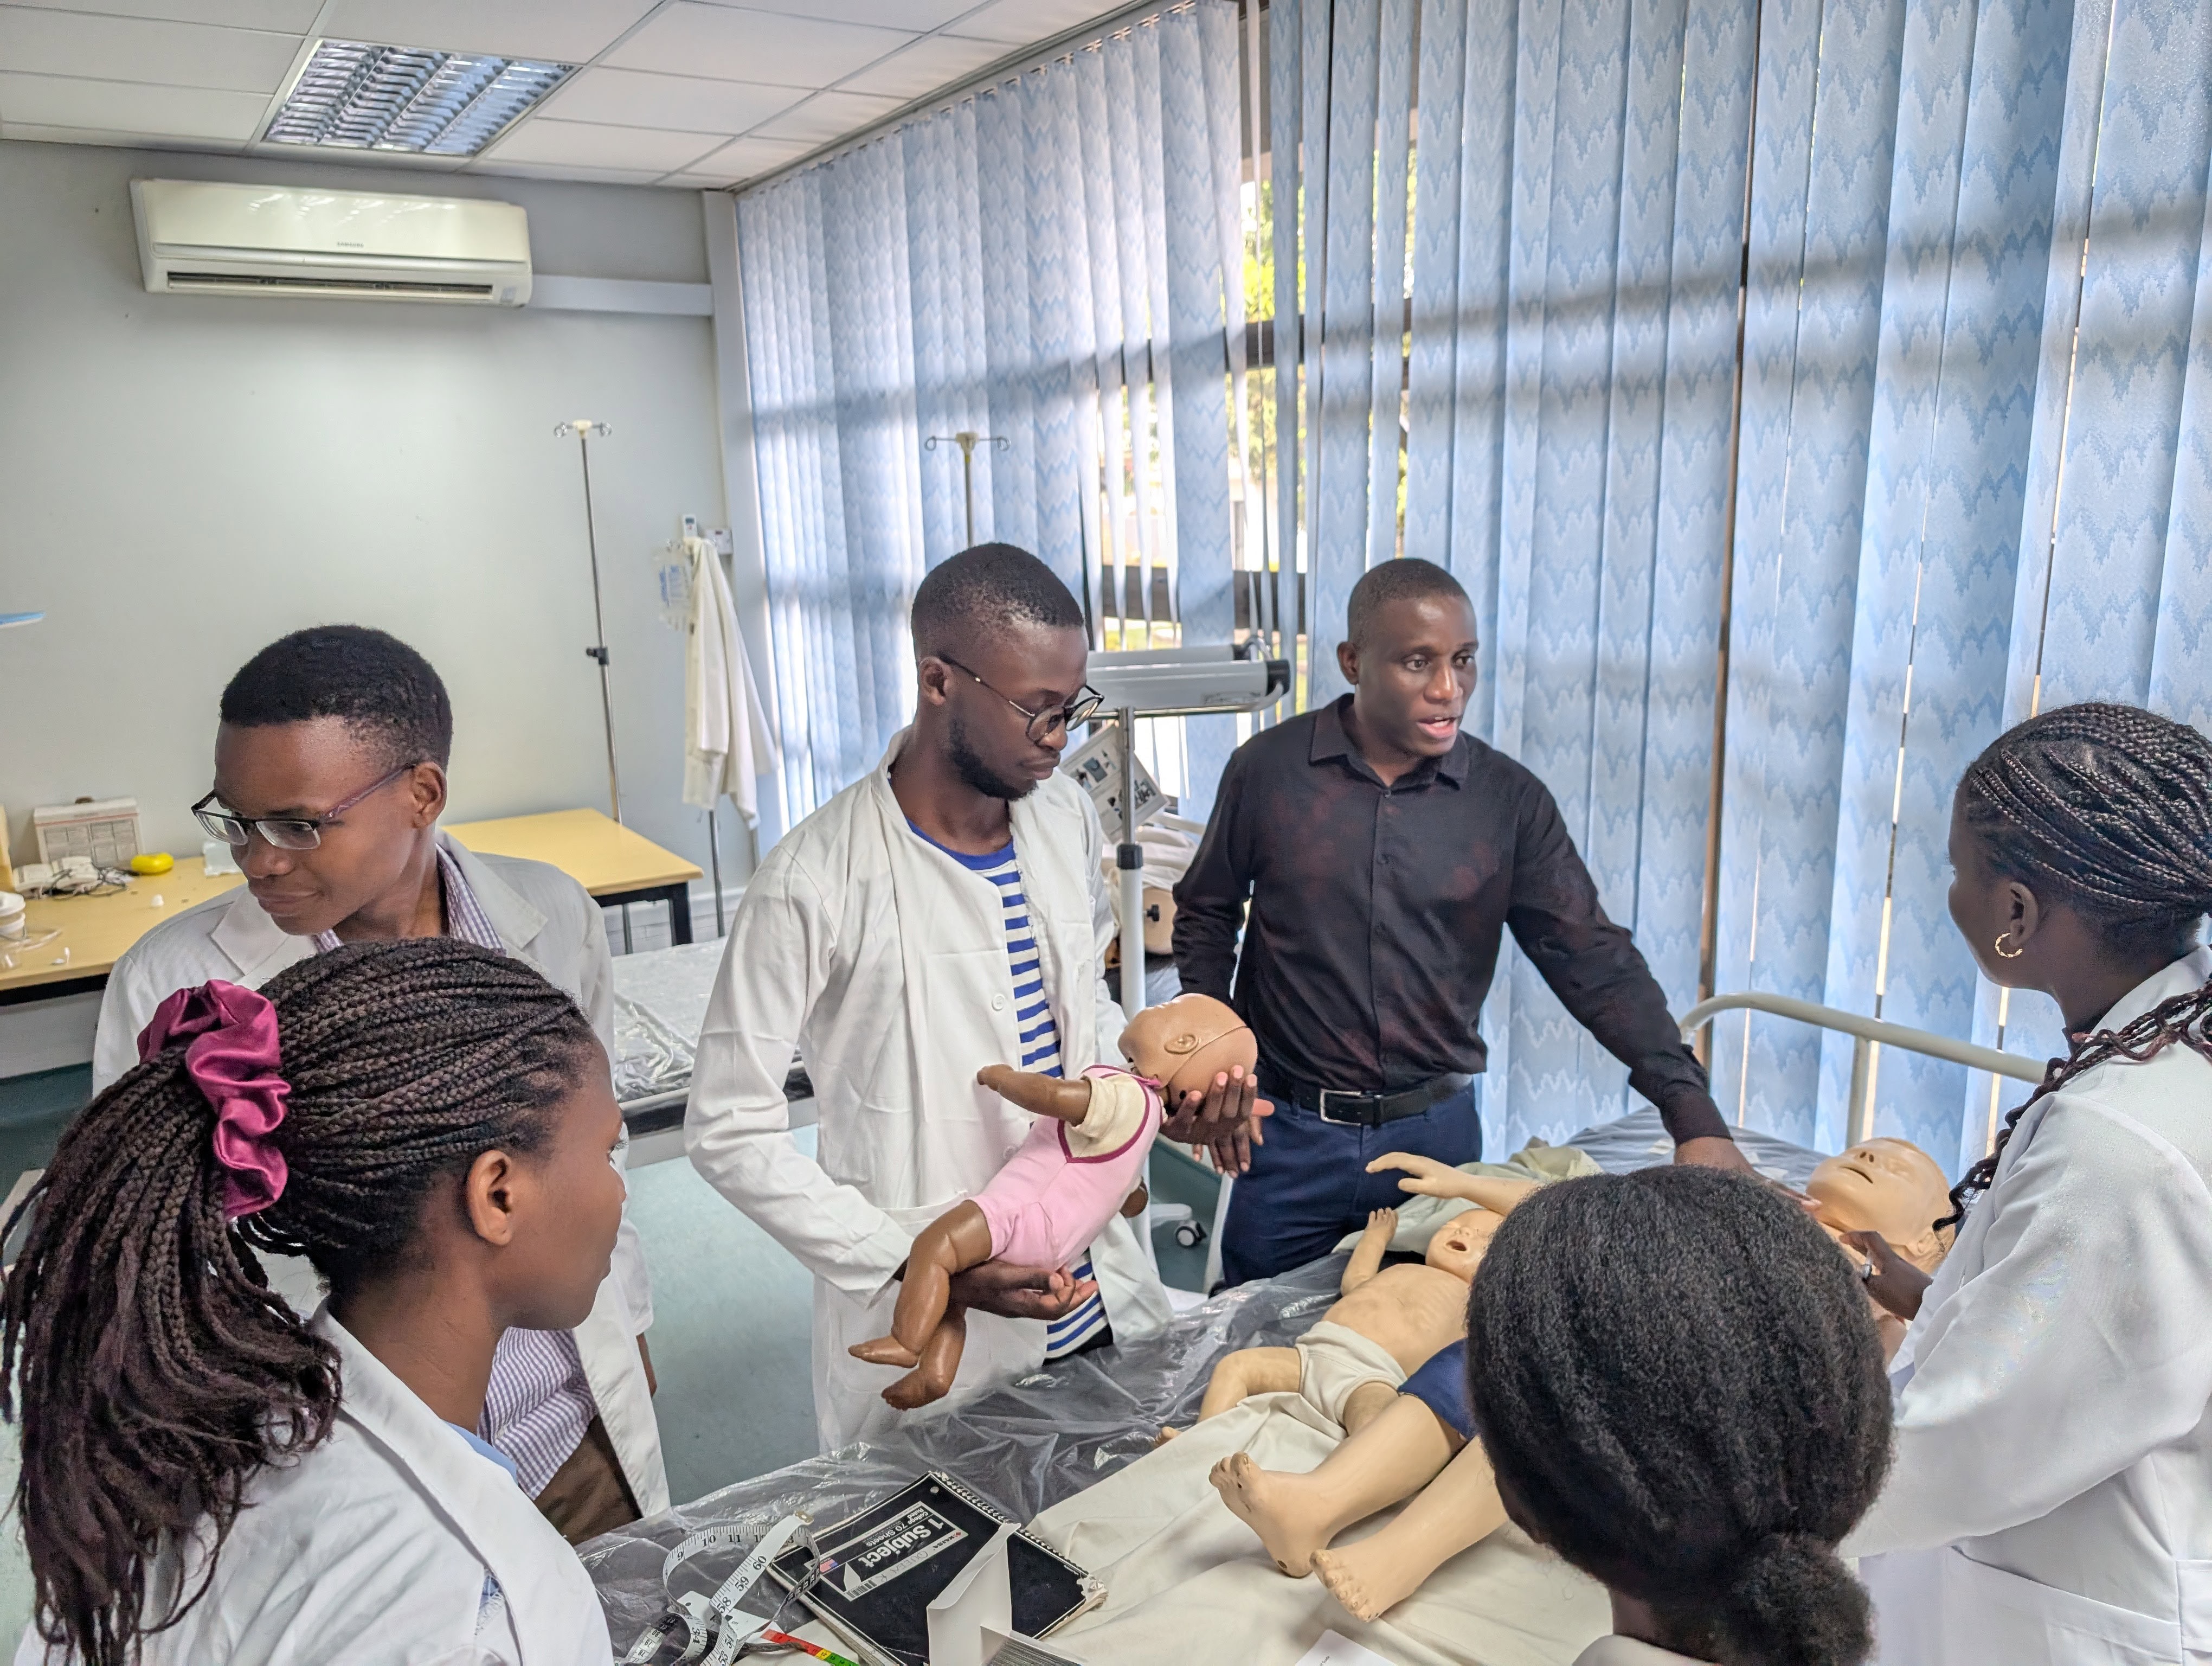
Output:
top-left (131, 179), bottom-right (532, 306)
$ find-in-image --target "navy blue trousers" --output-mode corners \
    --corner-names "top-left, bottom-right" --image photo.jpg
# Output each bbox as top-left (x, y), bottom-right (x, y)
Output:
top-left (1218, 1079), bottom-right (1483, 1286)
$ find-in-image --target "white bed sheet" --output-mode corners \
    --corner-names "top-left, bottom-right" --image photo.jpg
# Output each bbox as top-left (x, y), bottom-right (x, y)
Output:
top-left (1028, 1392), bottom-right (1610, 1666)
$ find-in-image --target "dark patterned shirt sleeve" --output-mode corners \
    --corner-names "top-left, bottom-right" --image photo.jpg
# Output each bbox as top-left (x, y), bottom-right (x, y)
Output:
top-left (1502, 777), bottom-right (1732, 1144)
top-left (1171, 744), bottom-right (1249, 1003)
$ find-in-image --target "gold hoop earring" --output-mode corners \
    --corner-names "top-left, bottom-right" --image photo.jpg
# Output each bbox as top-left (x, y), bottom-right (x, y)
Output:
top-left (1995, 933), bottom-right (2025, 960)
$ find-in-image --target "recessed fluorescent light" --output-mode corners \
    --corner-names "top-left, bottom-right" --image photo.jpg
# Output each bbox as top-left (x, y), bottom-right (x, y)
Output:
top-left (265, 40), bottom-right (576, 156)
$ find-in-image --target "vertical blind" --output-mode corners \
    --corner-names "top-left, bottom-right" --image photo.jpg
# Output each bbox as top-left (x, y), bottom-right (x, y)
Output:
top-left (738, 0), bottom-right (2212, 1165)
top-left (737, 1), bottom-right (1247, 827)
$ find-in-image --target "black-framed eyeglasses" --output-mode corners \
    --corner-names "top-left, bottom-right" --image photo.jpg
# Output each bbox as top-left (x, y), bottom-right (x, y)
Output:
top-left (936, 654), bottom-right (1104, 744)
top-left (191, 762), bottom-right (417, 851)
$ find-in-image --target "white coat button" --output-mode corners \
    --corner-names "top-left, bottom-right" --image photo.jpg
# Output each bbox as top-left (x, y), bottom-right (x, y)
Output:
top-left (992, 995), bottom-right (1008, 1011)
top-left (1004, 1145), bottom-right (1019, 1160)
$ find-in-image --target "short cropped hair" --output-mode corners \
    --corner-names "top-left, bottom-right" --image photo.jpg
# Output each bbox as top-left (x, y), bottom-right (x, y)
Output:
top-left (1346, 558), bottom-right (1472, 647)
top-left (220, 626), bottom-right (454, 769)
top-left (910, 543), bottom-right (1085, 661)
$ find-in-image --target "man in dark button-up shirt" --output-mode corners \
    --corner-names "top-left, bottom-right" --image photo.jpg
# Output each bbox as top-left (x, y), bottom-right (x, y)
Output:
top-left (1174, 559), bottom-right (1750, 1283)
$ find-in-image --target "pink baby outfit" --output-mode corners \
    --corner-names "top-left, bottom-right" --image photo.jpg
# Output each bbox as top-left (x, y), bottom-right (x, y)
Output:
top-left (972, 1064), bottom-right (1162, 1270)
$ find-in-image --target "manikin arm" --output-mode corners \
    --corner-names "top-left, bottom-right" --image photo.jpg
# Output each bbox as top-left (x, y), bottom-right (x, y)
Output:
top-left (1367, 1153), bottom-right (1540, 1216)
top-left (977, 1064), bottom-right (1094, 1123)
top-left (1342, 1207), bottom-right (1398, 1294)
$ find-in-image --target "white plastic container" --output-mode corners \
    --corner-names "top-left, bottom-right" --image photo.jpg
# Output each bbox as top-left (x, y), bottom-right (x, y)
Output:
top-left (0, 892), bottom-right (24, 940)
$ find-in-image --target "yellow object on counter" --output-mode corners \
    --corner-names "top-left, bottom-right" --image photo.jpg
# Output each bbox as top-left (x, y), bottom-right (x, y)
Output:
top-left (130, 852), bottom-right (174, 875)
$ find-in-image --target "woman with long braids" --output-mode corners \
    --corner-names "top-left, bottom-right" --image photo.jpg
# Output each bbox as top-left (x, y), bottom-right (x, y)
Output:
top-left (1841, 703), bottom-right (2212, 1664)
top-left (4, 938), bottom-right (623, 1664)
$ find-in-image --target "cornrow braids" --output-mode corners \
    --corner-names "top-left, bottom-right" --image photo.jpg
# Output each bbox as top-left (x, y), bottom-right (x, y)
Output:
top-left (1, 939), bottom-right (596, 1666)
top-left (1468, 1169), bottom-right (1892, 1666)
top-left (1946, 703), bottom-right (2212, 1225)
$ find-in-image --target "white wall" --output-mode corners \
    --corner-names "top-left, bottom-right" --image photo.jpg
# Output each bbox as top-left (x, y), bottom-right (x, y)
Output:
top-left (0, 139), bottom-right (758, 905)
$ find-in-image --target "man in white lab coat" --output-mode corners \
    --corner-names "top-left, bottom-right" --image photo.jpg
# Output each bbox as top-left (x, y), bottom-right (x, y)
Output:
top-left (90, 626), bottom-right (667, 1536)
top-left (687, 544), bottom-right (1183, 1449)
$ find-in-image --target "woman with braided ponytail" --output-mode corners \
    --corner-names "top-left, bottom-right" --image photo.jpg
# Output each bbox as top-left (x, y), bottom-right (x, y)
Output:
top-left (4, 938), bottom-right (624, 1665)
top-left (1839, 703), bottom-right (2212, 1665)
top-left (1467, 1166), bottom-right (1892, 1666)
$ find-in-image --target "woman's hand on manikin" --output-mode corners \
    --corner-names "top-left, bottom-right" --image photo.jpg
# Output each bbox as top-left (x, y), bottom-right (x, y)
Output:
top-left (1841, 1228), bottom-right (1932, 1321)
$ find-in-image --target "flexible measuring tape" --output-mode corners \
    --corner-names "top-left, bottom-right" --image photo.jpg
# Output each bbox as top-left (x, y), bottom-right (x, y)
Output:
top-left (623, 1514), bottom-right (811, 1666)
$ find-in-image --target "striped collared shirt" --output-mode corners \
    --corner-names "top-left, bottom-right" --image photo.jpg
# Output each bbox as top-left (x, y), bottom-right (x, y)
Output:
top-left (314, 838), bottom-right (599, 1496)
top-left (912, 827), bottom-right (1109, 1359)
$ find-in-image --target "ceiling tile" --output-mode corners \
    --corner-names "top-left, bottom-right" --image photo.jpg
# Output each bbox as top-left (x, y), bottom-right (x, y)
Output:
top-left (0, 71), bottom-right (267, 137)
top-left (692, 0), bottom-right (973, 28)
top-left (0, 118), bottom-right (248, 150)
top-left (0, 9), bottom-right (300, 92)
top-left (946, 0), bottom-right (1126, 47)
top-left (3, 0), bottom-right (322, 29)
top-left (660, 170), bottom-right (738, 189)
top-left (684, 132), bottom-right (811, 181)
top-left (484, 115), bottom-right (728, 171)
top-left (605, 4), bottom-right (912, 88)
top-left (832, 31), bottom-right (1006, 100)
top-left (546, 66), bottom-right (801, 132)
top-left (469, 158), bottom-right (673, 186)
top-left (316, 0), bottom-right (657, 65)
top-left (747, 86), bottom-right (905, 144)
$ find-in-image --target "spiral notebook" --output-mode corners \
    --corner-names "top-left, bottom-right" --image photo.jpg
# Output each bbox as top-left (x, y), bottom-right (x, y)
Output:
top-left (766, 1473), bottom-right (1102, 1666)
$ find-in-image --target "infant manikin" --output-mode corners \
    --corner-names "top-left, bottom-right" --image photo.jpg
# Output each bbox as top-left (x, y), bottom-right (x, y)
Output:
top-left (1208, 1138), bottom-right (1956, 1623)
top-left (1197, 1203), bottom-right (1501, 1432)
top-left (852, 993), bottom-right (1254, 1409)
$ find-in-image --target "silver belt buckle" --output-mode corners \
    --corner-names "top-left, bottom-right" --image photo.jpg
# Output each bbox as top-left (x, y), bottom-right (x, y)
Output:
top-left (1316, 1088), bottom-right (1376, 1126)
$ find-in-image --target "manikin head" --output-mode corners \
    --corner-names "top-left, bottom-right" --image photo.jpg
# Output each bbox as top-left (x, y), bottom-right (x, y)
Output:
top-left (1424, 1208), bottom-right (1501, 1282)
top-left (909, 543), bottom-right (1097, 802)
top-left (1116, 992), bottom-right (1256, 1101)
top-left (207, 626), bottom-right (453, 939)
top-left (1806, 1137), bottom-right (1952, 1271)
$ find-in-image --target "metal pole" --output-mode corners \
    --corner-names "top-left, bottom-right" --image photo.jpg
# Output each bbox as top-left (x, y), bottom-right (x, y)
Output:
top-left (1116, 707), bottom-right (1148, 1026)
top-left (567, 423), bottom-right (623, 825)
top-left (1846, 1035), bottom-right (1874, 1147)
top-left (960, 433), bottom-right (976, 548)
top-left (707, 805), bottom-right (726, 937)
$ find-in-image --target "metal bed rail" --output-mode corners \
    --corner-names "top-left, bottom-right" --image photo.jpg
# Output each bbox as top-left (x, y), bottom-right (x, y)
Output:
top-left (1679, 991), bottom-right (2045, 1148)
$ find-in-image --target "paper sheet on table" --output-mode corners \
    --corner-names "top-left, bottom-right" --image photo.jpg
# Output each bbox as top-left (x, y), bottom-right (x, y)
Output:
top-left (1026, 1393), bottom-right (1609, 1666)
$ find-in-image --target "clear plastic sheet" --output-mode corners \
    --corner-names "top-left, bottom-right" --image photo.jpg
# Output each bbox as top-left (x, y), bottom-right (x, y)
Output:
top-left (583, 1106), bottom-right (1828, 1648)
top-left (611, 994), bottom-right (696, 1104)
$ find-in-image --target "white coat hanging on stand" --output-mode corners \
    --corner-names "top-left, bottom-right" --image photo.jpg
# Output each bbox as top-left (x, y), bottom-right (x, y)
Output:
top-left (682, 533), bottom-right (777, 827)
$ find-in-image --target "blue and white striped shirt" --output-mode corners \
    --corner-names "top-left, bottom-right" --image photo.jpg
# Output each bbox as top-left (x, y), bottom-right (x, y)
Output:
top-left (915, 828), bottom-right (1109, 1359)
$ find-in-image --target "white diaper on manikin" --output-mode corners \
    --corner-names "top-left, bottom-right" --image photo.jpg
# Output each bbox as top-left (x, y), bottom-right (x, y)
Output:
top-left (1293, 1321), bottom-right (1408, 1427)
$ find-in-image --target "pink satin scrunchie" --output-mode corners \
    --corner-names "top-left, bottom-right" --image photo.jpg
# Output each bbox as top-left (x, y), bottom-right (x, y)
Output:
top-left (138, 980), bottom-right (291, 1220)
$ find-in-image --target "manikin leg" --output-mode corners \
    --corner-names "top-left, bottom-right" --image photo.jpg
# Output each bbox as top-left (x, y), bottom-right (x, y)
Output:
top-left (852, 1201), bottom-right (994, 1368)
top-left (1198, 1347), bottom-right (1301, 1420)
top-left (884, 1303), bottom-right (968, 1409)
top-left (1210, 1394), bottom-right (1459, 1577)
top-left (1311, 1436), bottom-right (1507, 1619)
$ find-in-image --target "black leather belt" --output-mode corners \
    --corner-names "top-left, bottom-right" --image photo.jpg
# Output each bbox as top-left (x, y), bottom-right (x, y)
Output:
top-left (1271, 1071), bottom-right (1475, 1128)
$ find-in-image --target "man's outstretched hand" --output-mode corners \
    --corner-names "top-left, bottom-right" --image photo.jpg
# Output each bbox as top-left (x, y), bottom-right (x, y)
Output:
top-left (945, 1258), bottom-right (1095, 1323)
top-left (1159, 1063), bottom-right (1272, 1175)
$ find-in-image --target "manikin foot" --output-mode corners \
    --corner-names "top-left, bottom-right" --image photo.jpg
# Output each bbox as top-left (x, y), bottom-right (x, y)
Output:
top-left (850, 1336), bottom-right (922, 1369)
top-left (881, 1364), bottom-right (948, 1409)
top-left (1312, 1539), bottom-right (1421, 1622)
top-left (1209, 1453), bottom-right (1335, 1577)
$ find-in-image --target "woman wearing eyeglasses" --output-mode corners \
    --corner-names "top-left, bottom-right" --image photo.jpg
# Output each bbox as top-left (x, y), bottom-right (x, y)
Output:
top-left (684, 543), bottom-right (1196, 1451)
top-left (88, 625), bottom-right (668, 1547)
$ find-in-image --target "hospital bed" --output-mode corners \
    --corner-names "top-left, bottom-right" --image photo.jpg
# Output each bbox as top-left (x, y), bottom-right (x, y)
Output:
top-left (580, 1106), bottom-right (1826, 1665)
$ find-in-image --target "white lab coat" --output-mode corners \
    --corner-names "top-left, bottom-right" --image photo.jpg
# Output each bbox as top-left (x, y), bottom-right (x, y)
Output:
top-left (89, 832), bottom-right (668, 1518)
top-left (683, 534), bottom-right (779, 826)
top-left (13, 1306), bottom-right (612, 1666)
top-left (1848, 949), bottom-right (2212, 1664)
top-left (685, 728), bottom-right (1174, 1450)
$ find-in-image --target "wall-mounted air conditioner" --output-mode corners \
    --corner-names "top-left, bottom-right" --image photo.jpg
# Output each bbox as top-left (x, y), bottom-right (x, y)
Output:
top-left (130, 179), bottom-right (532, 305)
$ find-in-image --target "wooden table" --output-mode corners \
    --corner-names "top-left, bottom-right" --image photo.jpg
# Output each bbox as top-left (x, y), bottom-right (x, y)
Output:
top-left (0, 856), bottom-right (244, 1004)
top-left (447, 809), bottom-right (703, 944)
top-left (0, 809), bottom-right (703, 1006)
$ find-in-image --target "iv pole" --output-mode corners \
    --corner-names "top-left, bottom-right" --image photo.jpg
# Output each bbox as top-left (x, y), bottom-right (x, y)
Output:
top-left (924, 431), bottom-right (1008, 546)
top-left (558, 420), bottom-right (622, 826)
